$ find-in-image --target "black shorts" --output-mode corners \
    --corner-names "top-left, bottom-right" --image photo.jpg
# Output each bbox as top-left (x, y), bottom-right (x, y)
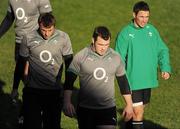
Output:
top-left (77, 106), bottom-right (117, 129)
top-left (132, 88), bottom-right (151, 106)
top-left (23, 87), bottom-right (63, 129)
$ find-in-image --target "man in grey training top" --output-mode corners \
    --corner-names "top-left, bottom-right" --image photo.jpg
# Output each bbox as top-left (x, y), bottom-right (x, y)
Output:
top-left (63, 26), bottom-right (134, 129)
top-left (0, 0), bottom-right (52, 101)
top-left (20, 13), bottom-right (73, 129)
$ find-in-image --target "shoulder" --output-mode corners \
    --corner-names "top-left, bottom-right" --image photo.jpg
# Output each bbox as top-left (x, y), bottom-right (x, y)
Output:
top-left (23, 31), bottom-right (41, 46)
top-left (8, 0), bottom-right (12, 4)
top-left (73, 47), bottom-right (89, 62)
top-left (25, 31), bottom-right (38, 39)
top-left (55, 30), bottom-right (70, 39)
top-left (146, 23), bottom-right (160, 35)
top-left (75, 47), bottom-right (88, 57)
top-left (109, 48), bottom-right (122, 60)
top-left (8, 0), bottom-right (14, 9)
top-left (117, 22), bottom-right (133, 37)
top-left (146, 23), bottom-right (158, 31)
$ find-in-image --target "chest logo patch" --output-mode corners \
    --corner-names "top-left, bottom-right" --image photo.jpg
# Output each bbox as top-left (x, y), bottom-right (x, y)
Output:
top-left (87, 57), bottom-right (94, 61)
top-left (129, 33), bottom-right (135, 38)
top-left (44, 5), bottom-right (50, 8)
top-left (34, 40), bottom-right (40, 44)
top-left (93, 67), bottom-right (108, 82)
top-left (39, 50), bottom-right (54, 65)
top-left (148, 32), bottom-right (153, 37)
top-left (15, 8), bottom-right (28, 23)
top-left (53, 40), bottom-right (58, 44)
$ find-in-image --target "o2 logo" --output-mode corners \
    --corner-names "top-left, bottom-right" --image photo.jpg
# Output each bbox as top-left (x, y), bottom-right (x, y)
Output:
top-left (39, 50), bottom-right (55, 65)
top-left (15, 8), bottom-right (28, 23)
top-left (93, 67), bottom-right (108, 82)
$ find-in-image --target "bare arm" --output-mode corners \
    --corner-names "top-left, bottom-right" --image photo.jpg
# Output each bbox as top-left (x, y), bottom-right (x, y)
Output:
top-left (24, 61), bottom-right (29, 76)
top-left (122, 94), bottom-right (134, 121)
top-left (116, 75), bottom-right (134, 121)
top-left (63, 90), bottom-right (75, 117)
top-left (63, 71), bottom-right (77, 117)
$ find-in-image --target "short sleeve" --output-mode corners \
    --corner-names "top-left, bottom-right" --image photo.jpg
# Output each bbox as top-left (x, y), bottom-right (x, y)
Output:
top-left (68, 51), bottom-right (83, 75)
top-left (62, 33), bottom-right (73, 56)
top-left (19, 35), bottom-right (29, 57)
top-left (39, 0), bottom-right (52, 13)
top-left (115, 54), bottom-right (126, 77)
top-left (7, 1), bottom-right (12, 13)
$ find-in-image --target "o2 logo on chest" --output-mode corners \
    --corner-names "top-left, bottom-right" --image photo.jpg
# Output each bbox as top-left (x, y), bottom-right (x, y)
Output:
top-left (15, 8), bottom-right (28, 23)
top-left (93, 67), bottom-right (108, 83)
top-left (39, 50), bottom-right (54, 65)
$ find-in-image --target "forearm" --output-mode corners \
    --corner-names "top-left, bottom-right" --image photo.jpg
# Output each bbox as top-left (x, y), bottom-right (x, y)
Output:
top-left (117, 75), bottom-right (133, 106)
top-left (122, 94), bottom-right (133, 106)
top-left (63, 89), bottom-right (76, 117)
top-left (64, 71), bottom-right (77, 90)
top-left (63, 70), bottom-right (77, 103)
top-left (122, 94), bottom-right (134, 121)
top-left (64, 90), bottom-right (73, 104)
top-left (24, 61), bottom-right (29, 76)
top-left (0, 12), bottom-right (14, 38)
top-left (63, 71), bottom-right (77, 117)
top-left (64, 54), bottom-right (73, 70)
top-left (116, 75), bottom-right (131, 94)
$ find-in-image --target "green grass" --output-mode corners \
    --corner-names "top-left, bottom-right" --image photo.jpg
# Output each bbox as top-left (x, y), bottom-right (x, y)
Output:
top-left (0, 0), bottom-right (180, 129)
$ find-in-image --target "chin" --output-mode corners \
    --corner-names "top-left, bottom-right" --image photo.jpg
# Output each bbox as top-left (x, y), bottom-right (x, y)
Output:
top-left (140, 25), bottom-right (145, 28)
top-left (100, 53), bottom-right (105, 56)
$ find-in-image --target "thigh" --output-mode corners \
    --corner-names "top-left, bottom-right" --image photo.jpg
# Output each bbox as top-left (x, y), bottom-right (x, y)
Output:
top-left (23, 88), bottom-right (42, 129)
top-left (143, 88), bottom-right (151, 105)
top-left (42, 90), bottom-right (62, 129)
top-left (132, 88), bottom-right (151, 106)
top-left (14, 55), bottom-right (26, 77)
top-left (95, 107), bottom-right (117, 127)
top-left (77, 107), bottom-right (95, 129)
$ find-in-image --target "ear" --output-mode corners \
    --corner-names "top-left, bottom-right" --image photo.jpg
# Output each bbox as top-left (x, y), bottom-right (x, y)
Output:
top-left (92, 38), bottom-right (94, 44)
top-left (133, 12), bottom-right (136, 18)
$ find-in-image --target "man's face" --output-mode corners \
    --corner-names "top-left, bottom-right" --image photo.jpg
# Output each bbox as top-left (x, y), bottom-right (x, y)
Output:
top-left (39, 23), bottom-right (55, 40)
top-left (133, 10), bottom-right (149, 28)
top-left (93, 36), bottom-right (110, 56)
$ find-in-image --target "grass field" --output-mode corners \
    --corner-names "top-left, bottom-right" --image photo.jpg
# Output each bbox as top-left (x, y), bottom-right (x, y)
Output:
top-left (0, 0), bottom-right (180, 129)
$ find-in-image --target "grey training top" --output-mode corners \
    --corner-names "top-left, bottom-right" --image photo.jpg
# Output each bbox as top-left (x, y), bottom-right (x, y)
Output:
top-left (8, 0), bottom-right (52, 43)
top-left (68, 45), bottom-right (125, 109)
top-left (20, 29), bottom-right (73, 90)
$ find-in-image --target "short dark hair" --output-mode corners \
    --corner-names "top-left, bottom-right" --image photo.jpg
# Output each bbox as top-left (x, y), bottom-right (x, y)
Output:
top-left (93, 26), bottom-right (111, 42)
top-left (133, 1), bottom-right (150, 15)
top-left (38, 13), bottom-right (56, 28)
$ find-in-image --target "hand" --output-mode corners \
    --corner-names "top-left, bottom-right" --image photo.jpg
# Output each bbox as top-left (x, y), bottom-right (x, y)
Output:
top-left (63, 102), bottom-right (76, 118)
top-left (122, 104), bottom-right (134, 122)
top-left (161, 72), bottom-right (170, 80)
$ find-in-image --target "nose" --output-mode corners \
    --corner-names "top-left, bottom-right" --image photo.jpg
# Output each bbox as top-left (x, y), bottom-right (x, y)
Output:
top-left (102, 46), bottom-right (106, 50)
top-left (45, 31), bottom-right (49, 36)
top-left (143, 17), bottom-right (148, 22)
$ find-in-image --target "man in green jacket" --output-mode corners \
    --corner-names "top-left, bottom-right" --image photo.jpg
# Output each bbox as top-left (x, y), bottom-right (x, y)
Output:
top-left (115, 1), bottom-right (171, 129)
